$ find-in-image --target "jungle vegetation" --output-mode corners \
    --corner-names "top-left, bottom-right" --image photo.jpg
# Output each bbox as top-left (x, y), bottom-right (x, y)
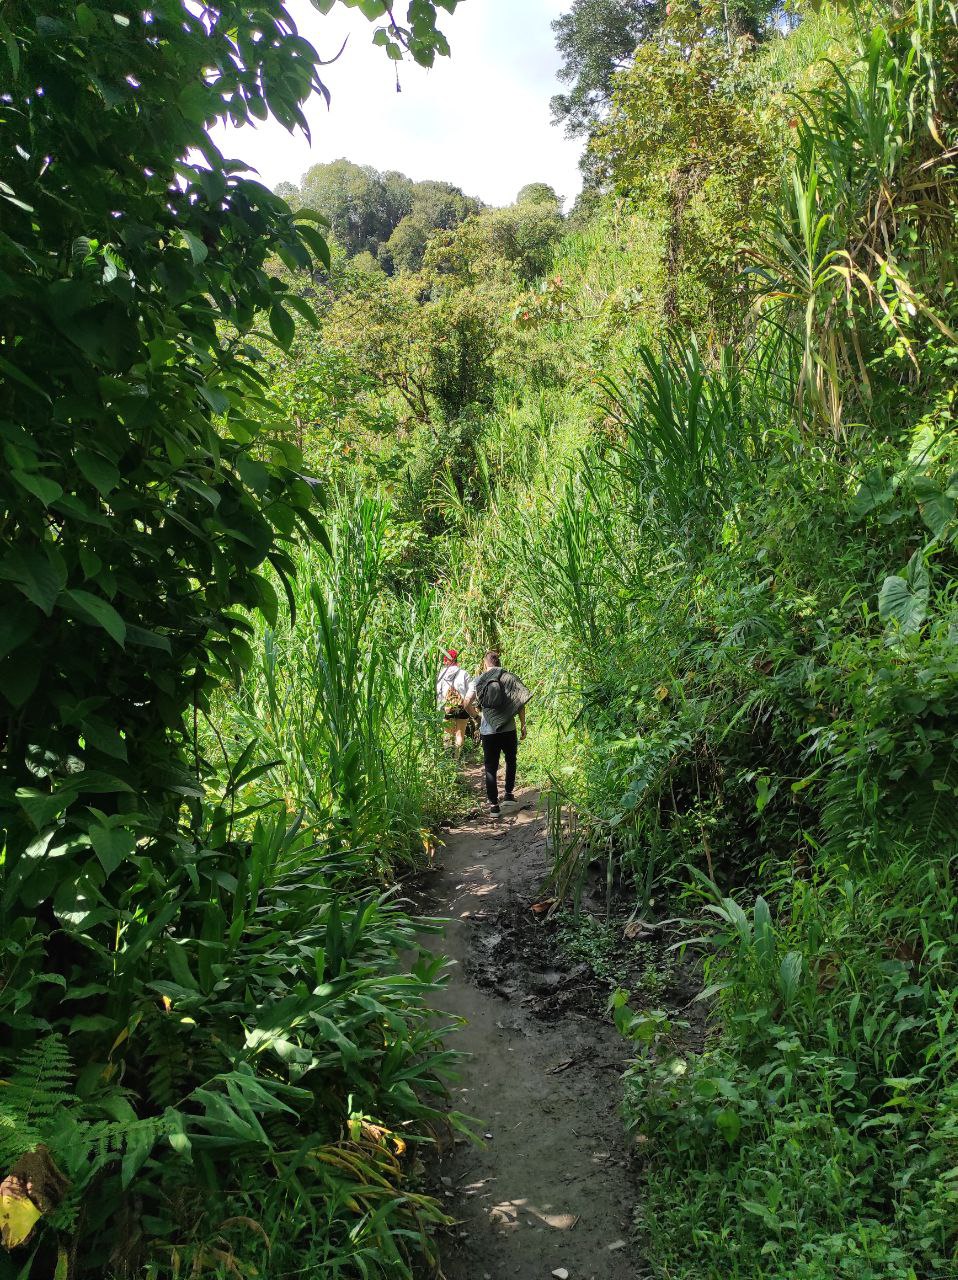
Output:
top-left (2, 0), bottom-right (958, 1276)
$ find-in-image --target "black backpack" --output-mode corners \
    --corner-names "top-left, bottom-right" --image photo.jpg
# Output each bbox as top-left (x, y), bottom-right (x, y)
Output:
top-left (475, 668), bottom-right (531, 722)
top-left (477, 673), bottom-right (507, 711)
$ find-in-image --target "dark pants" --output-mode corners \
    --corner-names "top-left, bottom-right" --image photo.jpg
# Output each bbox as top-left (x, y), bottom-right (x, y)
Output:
top-left (482, 729), bottom-right (517, 804)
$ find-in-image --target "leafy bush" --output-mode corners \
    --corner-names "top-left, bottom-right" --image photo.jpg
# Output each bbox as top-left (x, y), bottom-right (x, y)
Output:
top-left (0, 2), bottom-right (468, 1275)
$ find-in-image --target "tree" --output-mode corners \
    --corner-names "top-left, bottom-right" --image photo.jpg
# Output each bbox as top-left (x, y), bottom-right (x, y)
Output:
top-left (0, 0), bottom-right (459, 1264)
top-left (411, 179), bottom-right (483, 230)
top-left (382, 214), bottom-right (432, 273)
top-left (284, 166), bottom-right (482, 266)
top-left (379, 181), bottom-right (483, 272)
top-left (591, 6), bottom-right (777, 334)
top-left (517, 182), bottom-right (562, 208)
top-left (382, 168), bottom-right (417, 224)
top-left (550, 0), bottom-right (664, 138)
top-left (427, 200), bottom-right (565, 285)
top-left (299, 158), bottom-right (395, 256)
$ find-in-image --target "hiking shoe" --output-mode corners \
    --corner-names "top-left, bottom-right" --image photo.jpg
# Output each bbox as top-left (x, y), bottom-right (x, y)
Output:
top-left (488, 804), bottom-right (501, 817)
top-left (503, 793), bottom-right (516, 804)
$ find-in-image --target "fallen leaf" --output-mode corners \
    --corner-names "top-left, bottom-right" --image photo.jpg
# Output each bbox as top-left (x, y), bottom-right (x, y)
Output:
top-left (530, 898), bottom-right (556, 916)
top-left (0, 1192), bottom-right (41, 1248)
top-left (655, 684), bottom-right (669, 701)
top-left (608, 1239), bottom-right (627, 1250)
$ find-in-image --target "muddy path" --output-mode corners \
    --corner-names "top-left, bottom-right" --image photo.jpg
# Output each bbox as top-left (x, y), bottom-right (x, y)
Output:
top-left (419, 778), bottom-right (643, 1280)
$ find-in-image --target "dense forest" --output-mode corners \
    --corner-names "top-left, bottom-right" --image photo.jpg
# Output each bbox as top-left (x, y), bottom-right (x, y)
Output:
top-left (1, 0), bottom-right (958, 1277)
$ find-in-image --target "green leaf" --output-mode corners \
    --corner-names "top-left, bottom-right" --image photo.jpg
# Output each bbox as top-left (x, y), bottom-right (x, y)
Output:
top-left (75, 3), bottom-right (97, 35)
top-left (82, 719), bottom-right (128, 761)
top-left (0, 13), bottom-right (21, 77)
top-left (0, 546), bottom-right (67, 614)
top-left (269, 304), bottom-right (295, 349)
top-left (0, 605), bottom-right (39, 661)
top-left (181, 229), bottom-right (209, 264)
top-left (0, 352), bottom-right (50, 401)
top-left (285, 294), bottom-right (318, 327)
top-left (75, 448), bottom-right (121, 494)
top-left (850, 467), bottom-right (893, 520)
top-left (197, 381), bottom-right (229, 416)
top-left (89, 825), bottom-right (136, 876)
top-left (248, 573), bottom-right (278, 627)
top-left (70, 1014), bottom-right (118, 1033)
top-left (127, 624), bottom-right (172, 654)
top-left (63, 589), bottom-right (127, 646)
top-left (296, 221), bottom-right (331, 269)
top-left (121, 1124), bottom-right (158, 1190)
top-left (779, 951), bottom-right (803, 1005)
top-left (13, 469), bottom-right (63, 506)
top-left (878, 551), bottom-right (929, 637)
top-left (235, 454), bottom-right (271, 495)
top-left (17, 784), bottom-right (80, 830)
top-left (715, 1108), bottom-right (741, 1145)
top-left (913, 477), bottom-right (955, 538)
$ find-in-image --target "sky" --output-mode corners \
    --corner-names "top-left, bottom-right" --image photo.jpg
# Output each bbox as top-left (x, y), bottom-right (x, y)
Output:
top-left (210, 0), bottom-right (584, 210)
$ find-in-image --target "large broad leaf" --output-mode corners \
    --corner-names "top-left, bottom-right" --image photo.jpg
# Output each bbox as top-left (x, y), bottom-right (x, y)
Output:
top-left (75, 448), bottom-right (120, 495)
top-left (16, 783), bottom-right (81, 830)
top-left (850, 466), bottom-right (894, 520)
top-left (878, 551), bottom-right (929, 636)
top-left (268, 303), bottom-right (295, 349)
top-left (0, 604), bottom-right (39, 660)
top-left (912, 477), bottom-right (956, 538)
top-left (89, 824), bottom-right (136, 876)
top-left (0, 546), bottom-right (67, 614)
top-left (13, 468), bottom-right (63, 506)
top-left (63, 589), bottom-right (126, 646)
top-left (778, 951), bottom-right (803, 1005)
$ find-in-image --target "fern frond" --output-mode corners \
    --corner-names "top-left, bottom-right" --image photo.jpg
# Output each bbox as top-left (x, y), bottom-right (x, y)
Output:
top-left (0, 1034), bottom-right (77, 1169)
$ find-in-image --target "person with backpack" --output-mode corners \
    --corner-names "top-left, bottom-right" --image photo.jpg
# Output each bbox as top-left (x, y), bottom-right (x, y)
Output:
top-left (436, 648), bottom-right (472, 757)
top-left (464, 650), bottom-right (532, 817)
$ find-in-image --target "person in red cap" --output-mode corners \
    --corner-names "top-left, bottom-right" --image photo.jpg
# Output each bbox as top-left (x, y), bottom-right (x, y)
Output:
top-left (437, 648), bottom-right (473, 757)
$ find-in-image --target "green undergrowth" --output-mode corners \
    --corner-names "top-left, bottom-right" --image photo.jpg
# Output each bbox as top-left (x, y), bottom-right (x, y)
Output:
top-left (434, 0), bottom-right (958, 1274)
top-left (555, 911), bottom-right (678, 1001)
top-left (7, 0), bottom-right (958, 1274)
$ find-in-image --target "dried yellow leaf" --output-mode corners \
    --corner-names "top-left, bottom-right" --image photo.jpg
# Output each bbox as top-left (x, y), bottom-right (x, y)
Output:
top-left (0, 1191), bottom-right (41, 1249)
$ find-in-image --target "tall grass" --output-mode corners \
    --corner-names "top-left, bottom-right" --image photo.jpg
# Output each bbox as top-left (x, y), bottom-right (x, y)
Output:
top-left (211, 493), bottom-right (458, 876)
top-left (597, 336), bottom-right (763, 545)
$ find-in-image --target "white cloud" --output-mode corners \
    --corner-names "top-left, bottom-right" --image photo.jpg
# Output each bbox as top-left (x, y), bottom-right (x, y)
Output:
top-left (209, 0), bottom-right (583, 209)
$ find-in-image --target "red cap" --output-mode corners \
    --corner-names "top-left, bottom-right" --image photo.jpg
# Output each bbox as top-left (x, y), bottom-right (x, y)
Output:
top-left (442, 648), bottom-right (458, 663)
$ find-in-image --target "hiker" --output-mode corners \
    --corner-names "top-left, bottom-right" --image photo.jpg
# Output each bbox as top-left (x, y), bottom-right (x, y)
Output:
top-left (464, 650), bottom-right (531, 817)
top-left (436, 648), bottom-right (472, 756)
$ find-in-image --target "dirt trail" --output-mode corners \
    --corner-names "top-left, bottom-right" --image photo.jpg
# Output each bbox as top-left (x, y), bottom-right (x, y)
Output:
top-left (421, 778), bottom-right (640, 1280)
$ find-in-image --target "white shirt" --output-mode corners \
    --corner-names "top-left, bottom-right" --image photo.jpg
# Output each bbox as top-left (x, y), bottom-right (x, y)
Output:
top-left (436, 664), bottom-right (472, 710)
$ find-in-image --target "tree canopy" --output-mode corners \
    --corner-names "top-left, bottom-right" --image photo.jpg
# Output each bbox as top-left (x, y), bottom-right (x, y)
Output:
top-left (285, 161), bottom-right (482, 270)
top-left (516, 182), bottom-right (563, 207)
top-left (550, 0), bottom-right (663, 138)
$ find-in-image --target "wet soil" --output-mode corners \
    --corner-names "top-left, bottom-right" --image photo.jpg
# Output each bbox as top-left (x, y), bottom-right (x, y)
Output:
top-left (416, 775), bottom-right (700, 1280)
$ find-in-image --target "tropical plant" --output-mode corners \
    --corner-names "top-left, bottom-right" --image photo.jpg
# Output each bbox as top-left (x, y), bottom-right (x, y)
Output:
top-left (597, 337), bottom-right (760, 545)
top-left (0, 1), bottom-right (467, 1275)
